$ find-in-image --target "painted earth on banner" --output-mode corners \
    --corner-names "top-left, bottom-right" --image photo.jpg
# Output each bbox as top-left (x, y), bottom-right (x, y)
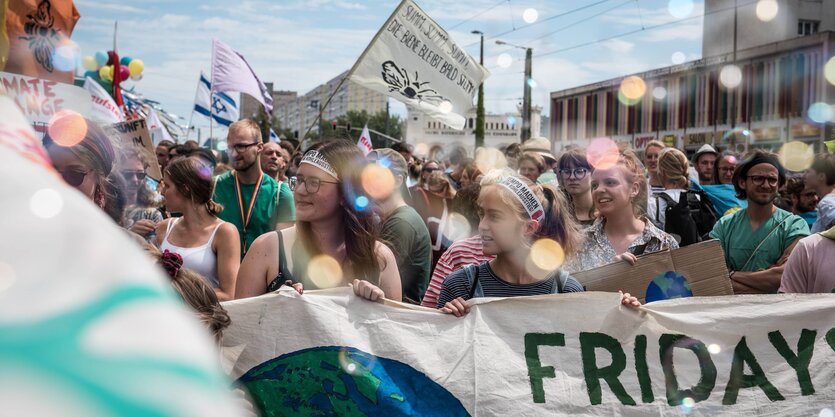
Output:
top-left (222, 288), bottom-right (835, 416)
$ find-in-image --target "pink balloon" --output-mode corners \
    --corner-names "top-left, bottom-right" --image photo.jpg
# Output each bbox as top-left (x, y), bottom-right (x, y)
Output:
top-left (119, 66), bottom-right (131, 82)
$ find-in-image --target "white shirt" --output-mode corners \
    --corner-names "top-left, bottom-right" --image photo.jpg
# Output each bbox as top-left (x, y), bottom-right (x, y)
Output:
top-left (648, 189), bottom-right (701, 229)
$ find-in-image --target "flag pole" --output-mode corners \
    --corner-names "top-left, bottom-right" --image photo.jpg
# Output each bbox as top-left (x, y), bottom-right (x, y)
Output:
top-left (301, 0), bottom-right (406, 140)
top-left (210, 41), bottom-right (216, 149)
top-left (185, 75), bottom-right (201, 143)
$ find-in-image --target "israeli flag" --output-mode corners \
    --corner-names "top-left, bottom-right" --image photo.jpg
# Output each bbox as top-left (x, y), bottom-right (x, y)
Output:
top-left (194, 72), bottom-right (239, 126)
top-left (269, 128), bottom-right (280, 143)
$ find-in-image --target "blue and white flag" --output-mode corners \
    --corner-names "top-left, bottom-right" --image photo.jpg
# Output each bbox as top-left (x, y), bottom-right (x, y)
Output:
top-left (269, 128), bottom-right (279, 143)
top-left (194, 72), bottom-right (239, 126)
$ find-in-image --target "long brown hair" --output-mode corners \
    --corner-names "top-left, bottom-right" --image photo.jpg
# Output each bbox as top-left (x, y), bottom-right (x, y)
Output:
top-left (164, 157), bottom-right (223, 215)
top-left (297, 140), bottom-right (383, 283)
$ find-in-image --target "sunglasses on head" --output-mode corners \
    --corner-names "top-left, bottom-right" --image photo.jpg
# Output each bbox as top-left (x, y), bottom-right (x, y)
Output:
top-left (58, 167), bottom-right (90, 187)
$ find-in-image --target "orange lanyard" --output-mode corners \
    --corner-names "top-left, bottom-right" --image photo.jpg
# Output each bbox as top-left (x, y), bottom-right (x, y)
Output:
top-left (234, 172), bottom-right (263, 253)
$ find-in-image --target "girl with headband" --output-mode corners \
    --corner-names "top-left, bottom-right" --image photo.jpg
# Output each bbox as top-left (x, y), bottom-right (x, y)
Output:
top-left (436, 171), bottom-right (640, 317)
top-left (235, 140), bottom-right (402, 302)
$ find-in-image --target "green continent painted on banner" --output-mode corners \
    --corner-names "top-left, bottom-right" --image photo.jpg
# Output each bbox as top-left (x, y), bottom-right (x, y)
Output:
top-left (236, 346), bottom-right (470, 416)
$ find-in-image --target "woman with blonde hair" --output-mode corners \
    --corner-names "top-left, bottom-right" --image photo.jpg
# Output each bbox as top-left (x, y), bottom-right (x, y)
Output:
top-left (569, 149), bottom-right (678, 272)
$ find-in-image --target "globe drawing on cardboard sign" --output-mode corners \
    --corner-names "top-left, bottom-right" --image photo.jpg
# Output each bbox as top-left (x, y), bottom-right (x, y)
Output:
top-left (237, 346), bottom-right (470, 417)
top-left (645, 271), bottom-right (694, 303)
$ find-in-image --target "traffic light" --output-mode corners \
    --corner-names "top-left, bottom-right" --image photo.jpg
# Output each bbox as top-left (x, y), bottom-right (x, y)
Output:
top-left (331, 120), bottom-right (337, 130)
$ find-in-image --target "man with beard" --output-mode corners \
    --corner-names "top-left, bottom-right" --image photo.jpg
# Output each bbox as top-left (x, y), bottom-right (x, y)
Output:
top-left (709, 151), bottom-right (809, 294)
top-left (785, 177), bottom-right (819, 228)
top-left (214, 120), bottom-right (293, 257)
top-left (260, 142), bottom-right (295, 230)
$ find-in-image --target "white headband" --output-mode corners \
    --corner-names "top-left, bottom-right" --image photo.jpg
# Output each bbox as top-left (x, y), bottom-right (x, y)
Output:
top-left (497, 176), bottom-right (544, 221)
top-left (300, 150), bottom-right (338, 179)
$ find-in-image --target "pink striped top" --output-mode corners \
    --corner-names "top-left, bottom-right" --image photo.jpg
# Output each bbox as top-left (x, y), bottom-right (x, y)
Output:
top-left (420, 235), bottom-right (494, 308)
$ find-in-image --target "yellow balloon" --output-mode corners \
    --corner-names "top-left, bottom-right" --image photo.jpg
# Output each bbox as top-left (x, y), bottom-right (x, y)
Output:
top-left (99, 65), bottom-right (113, 81)
top-left (128, 59), bottom-right (144, 77)
top-left (82, 56), bottom-right (97, 71)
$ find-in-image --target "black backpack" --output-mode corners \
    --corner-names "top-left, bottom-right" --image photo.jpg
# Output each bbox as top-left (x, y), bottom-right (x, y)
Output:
top-left (654, 191), bottom-right (717, 246)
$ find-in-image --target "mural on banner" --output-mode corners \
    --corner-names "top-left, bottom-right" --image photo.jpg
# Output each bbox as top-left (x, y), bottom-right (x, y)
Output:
top-left (237, 346), bottom-right (469, 417)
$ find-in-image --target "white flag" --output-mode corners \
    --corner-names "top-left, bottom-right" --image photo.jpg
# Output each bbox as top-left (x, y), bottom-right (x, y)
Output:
top-left (194, 72), bottom-right (239, 127)
top-left (84, 76), bottom-right (124, 124)
top-left (349, 0), bottom-right (489, 130)
top-left (211, 39), bottom-right (273, 113)
top-left (147, 108), bottom-right (174, 145)
top-left (357, 124), bottom-right (373, 156)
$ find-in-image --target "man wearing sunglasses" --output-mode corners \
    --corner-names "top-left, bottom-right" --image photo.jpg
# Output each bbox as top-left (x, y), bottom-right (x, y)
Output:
top-left (709, 151), bottom-right (809, 294)
top-left (213, 120), bottom-right (295, 258)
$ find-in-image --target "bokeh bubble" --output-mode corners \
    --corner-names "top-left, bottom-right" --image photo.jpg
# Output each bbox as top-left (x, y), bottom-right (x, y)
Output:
top-left (529, 239), bottom-right (565, 271)
top-left (808, 102), bottom-right (834, 124)
top-left (586, 138), bottom-right (620, 170)
top-left (825, 57), bottom-right (835, 86)
top-left (444, 212), bottom-right (473, 243)
top-left (671, 51), bottom-right (686, 65)
top-left (620, 76), bottom-right (646, 101)
top-left (48, 110), bottom-right (88, 147)
top-left (361, 163), bottom-right (396, 199)
top-left (30, 189), bottom-right (63, 219)
top-left (668, 0), bottom-right (694, 18)
top-left (523, 8), bottom-right (539, 24)
top-left (527, 78), bottom-right (538, 89)
top-left (679, 396), bottom-right (696, 413)
top-left (652, 86), bottom-right (668, 100)
top-left (719, 65), bottom-right (743, 89)
top-left (307, 255), bottom-right (343, 289)
top-left (354, 195), bottom-right (369, 211)
top-left (820, 408), bottom-right (835, 417)
top-left (217, 141), bottom-right (229, 151)
top-left (414, 143), bottom-right (429, 157)
top-left (497, 53), bottom-right (513, 68)
top-left (778, 141), bottom-right (814, 172)
top-left (755, 0), bottom-right (779, 22)
top-left (707, 343), bottom-right (721, 354)
top-left (52, 42), bottom-right (78, 72)
top-left (617, 89), bottom-right (641, 106)
top-left (439, 101), bottom-right (453, 114)
top-left (474, 147), bottom-right (508, 173)
top-left (506, 116), bottom-right (517, 128)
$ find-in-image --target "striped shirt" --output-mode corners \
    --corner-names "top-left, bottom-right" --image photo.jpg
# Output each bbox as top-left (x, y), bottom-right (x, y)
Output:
top-left (436, 262), bottom-right (584, 308)
top-left (420, 235), bottom-right (494, 307)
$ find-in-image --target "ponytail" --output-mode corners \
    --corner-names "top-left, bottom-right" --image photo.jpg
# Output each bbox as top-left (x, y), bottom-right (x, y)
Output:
top-left (534, 184), bottom-right (582, 260)
top-left (206, 200), bottom-right (223, 216)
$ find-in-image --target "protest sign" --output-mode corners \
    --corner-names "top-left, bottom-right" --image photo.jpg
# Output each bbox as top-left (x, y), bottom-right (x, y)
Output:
top-left (108, 118), bottom-right (162, 180)
top-left (222, 287), bottom-right (835, 416)
top-left (84, 76), bottom-right (124, 125)
top-left (349, 0), bottom-right (489, 130)
top-left (573, 239), bottom-right (734, 303)
top-left (0, 71), bottom-right (91, 134)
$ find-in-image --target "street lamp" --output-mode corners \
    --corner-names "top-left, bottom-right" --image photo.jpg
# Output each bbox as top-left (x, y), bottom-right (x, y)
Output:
top-left (496, 40), bottom-right (532, 142)
top-left (472, 30), bottom-right (485, 149)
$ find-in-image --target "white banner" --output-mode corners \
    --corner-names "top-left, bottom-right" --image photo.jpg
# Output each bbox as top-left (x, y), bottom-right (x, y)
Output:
top-left (222, 288), bottom-right (835, 416)
top-left (349, 0), bottom-right (489, 130)
top-left (83, 76), bottom-right (124, 125)
top-left (0, 71), bottom-right (91, 134)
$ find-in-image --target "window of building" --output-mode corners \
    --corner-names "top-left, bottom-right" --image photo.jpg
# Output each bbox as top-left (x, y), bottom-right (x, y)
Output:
top-left (798, 20), bottom-right (819, 36)
top-left (468, 118), bottom-right (474, 129)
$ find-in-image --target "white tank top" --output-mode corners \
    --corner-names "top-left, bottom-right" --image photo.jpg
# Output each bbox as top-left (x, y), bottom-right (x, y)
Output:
top-left (159, 218), bottom-right (224, 288)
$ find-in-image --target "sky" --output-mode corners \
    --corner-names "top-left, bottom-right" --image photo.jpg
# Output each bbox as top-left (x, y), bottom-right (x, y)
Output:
top-left (70, 0), bottom-right (705, 137)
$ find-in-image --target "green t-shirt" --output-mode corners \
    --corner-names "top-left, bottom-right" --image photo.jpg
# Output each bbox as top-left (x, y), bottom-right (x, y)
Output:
top-left (213, 172), bottom-right (296, 257)
top-left (381, 206), bottom-right (432, 304)
top-left (709, 208), bottom-right (809, 272)
top-left (276, 181), bottom-right (296, 224)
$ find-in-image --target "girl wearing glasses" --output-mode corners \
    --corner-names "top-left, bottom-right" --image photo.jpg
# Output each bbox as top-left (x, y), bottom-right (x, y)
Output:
top-left (119, 148), bottom-right (164, 238)
top-left (567, 150), bottom-right (678, 272)
top-left (153, 157), bottom-right (241, 301)
top-left (235, 140), bottom-right (402, 302)
top-left (557, 149), bottom-right (596, 227)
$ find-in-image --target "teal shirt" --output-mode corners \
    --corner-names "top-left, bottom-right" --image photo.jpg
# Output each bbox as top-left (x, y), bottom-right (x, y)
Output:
top-left (709, 208), bottom-right (809, 272)
top-left (213, 172), bottom-right (296, 257)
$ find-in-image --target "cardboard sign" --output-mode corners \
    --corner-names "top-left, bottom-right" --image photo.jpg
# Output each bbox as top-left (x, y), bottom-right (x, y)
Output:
top-left (573, 240), bottom-right (734, 303)
top-left (0, 71), bottom-right (92, 134)
top-left (108, 119), bottom-right (162, 181)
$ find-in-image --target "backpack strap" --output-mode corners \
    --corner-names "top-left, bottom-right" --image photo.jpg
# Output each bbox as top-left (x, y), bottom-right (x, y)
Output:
top-left (464, 264), bottom-right (482, 299)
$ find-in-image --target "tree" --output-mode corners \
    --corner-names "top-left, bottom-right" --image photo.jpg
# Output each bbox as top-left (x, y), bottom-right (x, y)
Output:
top-left (324, 110), bottom-right (403, 149)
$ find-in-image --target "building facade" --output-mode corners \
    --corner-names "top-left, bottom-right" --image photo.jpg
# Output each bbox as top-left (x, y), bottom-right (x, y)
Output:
top-left (549, 31), bottom-right (835, 156)
top-left (270, 71), bottom-right (387, 138)
top-left (405, 106), bottom-right (542, 157)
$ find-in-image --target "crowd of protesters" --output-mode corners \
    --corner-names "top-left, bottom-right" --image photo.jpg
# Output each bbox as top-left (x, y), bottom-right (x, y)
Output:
top-left (42, 113), bottom-right (835, 343)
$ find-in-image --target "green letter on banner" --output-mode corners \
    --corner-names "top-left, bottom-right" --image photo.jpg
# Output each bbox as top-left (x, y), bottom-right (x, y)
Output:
top-left (768, 329), bottom-right (817, 396)
top-left (659, 334), bottom-right (717, 406)
top-left (524, 333), bottom-right (565, 403)
top-left (579, 332), bottom-right (636, 406)
top-left (634, 335), bottom-right (655, 403)
top-left (723, 336), bottom-right (785, 405)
